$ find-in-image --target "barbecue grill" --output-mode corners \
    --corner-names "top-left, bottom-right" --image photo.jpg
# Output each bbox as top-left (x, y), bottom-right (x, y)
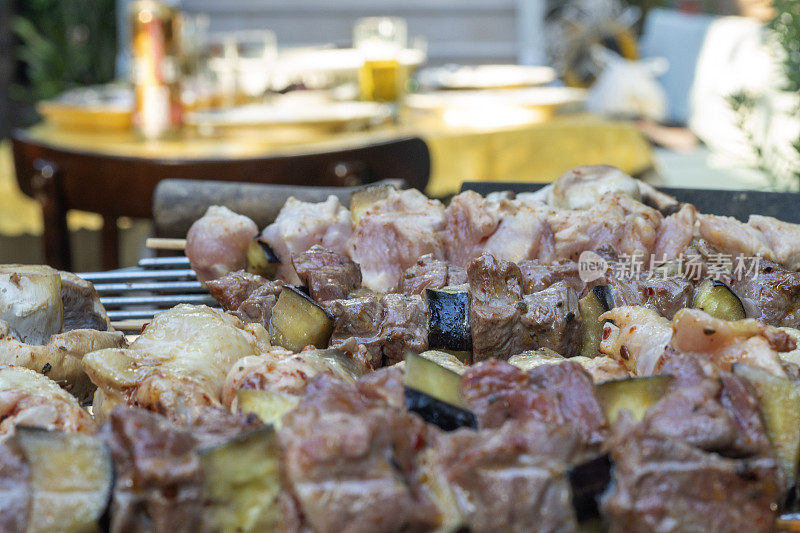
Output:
top-left (80, 182), bottom-right (800, 333)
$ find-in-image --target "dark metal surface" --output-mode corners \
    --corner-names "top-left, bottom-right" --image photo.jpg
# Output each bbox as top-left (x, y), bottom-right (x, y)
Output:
top-left (460, 182), bottom-right (800, 223)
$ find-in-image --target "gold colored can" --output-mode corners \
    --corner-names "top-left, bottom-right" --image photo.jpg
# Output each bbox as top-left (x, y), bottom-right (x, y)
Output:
top-left (129, 0), bottom-right (182, 138)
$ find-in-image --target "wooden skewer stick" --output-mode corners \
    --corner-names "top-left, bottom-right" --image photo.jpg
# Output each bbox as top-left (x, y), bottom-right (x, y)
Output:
top-left (145, 238), bottom-right (187, 251)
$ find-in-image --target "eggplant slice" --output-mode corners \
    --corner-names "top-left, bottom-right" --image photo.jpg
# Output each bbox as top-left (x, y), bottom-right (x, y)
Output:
top-left (246, 238), bottom-right (280, 279)
top-left (733, 363), bottom-right (800, 488)
top-left (269, 286), bottom-right (334, 352)
top-left (693, 279), bottom-right (746, 321)
top-left (16, 428), bottom-right (113, 533)
top-left (427, 285), bottom-right (471, 356)
top-left (578, 291), bottom-right (606, 358)
top-left (200, 427), bottom-right (283, 532)
top-left (595, 375), bottom-right (673, 423)
top-left (237, 389), bottom-right (300, 429)
top-left (404, 352), bottom-right (477, 431)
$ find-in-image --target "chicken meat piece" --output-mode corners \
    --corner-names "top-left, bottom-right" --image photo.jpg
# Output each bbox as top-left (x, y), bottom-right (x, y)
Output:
top-left (59, 271), bottom-right (112, 331)
top-left (481, 200), bottom-right (555, 264)
top-left (260, 196), bottom-right (353, 284)
top-left (0, 323), bottom-right (126, 403)
top-left (222, 347), bottom-right (365, 408)
top-left (544, 165), bottom-right (643, 210)
top-left (697, 214), bottom-right (774, 262)
top-left (669, 308), bottom-right (792, 377)
top-left (185, 205), bottom-right (258, 284)
top-left (546, 192), bottom-right (662, 262)
top-left (599, 306), bottom-right (673, 375)
top-left (349, 188), bottom-right (446, 292)
top-left (748, 215), bottom-right (800, 269)
top-left (652, 203), bottom-right (697, 262)
top-left (601, 305), bottom-right (795, 378)
top-left (442, 191), bottom-right (501, 267)
top-left (0, 365), bottom-right (95, 438)
top-left (82, 304), bottom-right (268, 423)
top-left (0, 265), bottom-right (62, 345)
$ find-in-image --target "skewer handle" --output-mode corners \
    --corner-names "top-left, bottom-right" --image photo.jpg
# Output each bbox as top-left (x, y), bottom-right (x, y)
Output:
top-left (146, 238), bottom-right (187, 251)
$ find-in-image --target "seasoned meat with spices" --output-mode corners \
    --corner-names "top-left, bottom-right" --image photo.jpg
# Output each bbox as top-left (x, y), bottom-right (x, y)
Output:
top-left (461, 359), bottom-right (606, 449)
top-left (349, 188), bottom-right (446, 292)
top-left (206, 270), bottom-right (284, 329)
top-left (519, 281), bottom-right (582, 357)
top-left (327, 295), bottom-right (384, 367)
top-left (398, 254), bottom-right (465, 295)
top-left (468, 254), bottom-right (524, 361)
top-left (279, 375), bottom-right (438, 533)
top-left (292, 245), bottom-right (361, 302)
top-left (418, 419), bottom-right (583, 533)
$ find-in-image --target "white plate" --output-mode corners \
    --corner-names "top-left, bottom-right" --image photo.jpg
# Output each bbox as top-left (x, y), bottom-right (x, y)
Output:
top-left (416, 64), bottom-right (557, 90)
top-left (405, 87), bottom-right (587, 112)
top-left (185, 101), bottom-right (392, 130)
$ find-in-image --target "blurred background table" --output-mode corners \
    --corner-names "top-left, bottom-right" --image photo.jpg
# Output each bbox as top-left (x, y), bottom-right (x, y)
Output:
top-left (3, 107), bottom-right (653, 268)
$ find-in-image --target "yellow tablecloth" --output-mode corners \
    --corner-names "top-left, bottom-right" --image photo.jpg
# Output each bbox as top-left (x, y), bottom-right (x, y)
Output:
top-left (0, 113), bottom-right (652, 236)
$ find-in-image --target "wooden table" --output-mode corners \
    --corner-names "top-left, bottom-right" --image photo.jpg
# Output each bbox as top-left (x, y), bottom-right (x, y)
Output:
top-left (9, 110), bottom-right (653, 269)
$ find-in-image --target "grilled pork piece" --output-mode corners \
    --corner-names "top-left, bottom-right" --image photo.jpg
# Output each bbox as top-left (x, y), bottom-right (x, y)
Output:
top-left (730, 257), bottom-right (800, 328)
top-left (461, 359), bottom-right (606, 449)
top-left (83, 305), bottom-right (268, 423)
top-left (0, 365), bottom-right (94, 438)
top-left (398, 254), bottom-right (466, 296)
top-left (327, 293), bottom-right (429, 368)
top-left (185, 205), bottom-right (258, 283)
top-left (600, 306), bottom-right (679, 375)
top-left (418, 418), bottom-right (585, 533)
top-left (279, 374), bottom-right (439, 533)
top-left (603, 414), bottom-right (782, 532)
top-left (292, 245), bottom-right (361, 302)
top-left (349, 188), bottom-right (446, 292)
top-left (468, 254), bottom-right (524, 362)
top-left (0, 265), bottom-right (62, 345)
top-left (604, 354), bottom-right (782, 532)
top-left (206, 270), bottom-right (284, 330)
top-left (327, 295), bottom-right (384, 366)
top-left (546, 191), bottom-right (663, 262)
top-left (606, 275), bottom-right (694, 319)
top-left (261, 195), bottom-right (353, 284)
top-left (442, 191), bottom-right (502, 267)
top-left (380, 294), bottom-right (429, 365)
top-left (468, 254), bottom-right (583, 360)
top-left (518, 259), bottom-right (590, 295)
top-left (669, 308), bottom-right (791, 377)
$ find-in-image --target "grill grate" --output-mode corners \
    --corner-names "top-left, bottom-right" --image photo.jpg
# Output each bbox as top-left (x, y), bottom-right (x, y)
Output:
top-left (77, 256), bottom-right (217, 332)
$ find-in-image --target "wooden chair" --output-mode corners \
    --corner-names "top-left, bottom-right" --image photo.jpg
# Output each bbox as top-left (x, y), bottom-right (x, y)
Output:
top-left (11, 131), bottom-right (429, 270)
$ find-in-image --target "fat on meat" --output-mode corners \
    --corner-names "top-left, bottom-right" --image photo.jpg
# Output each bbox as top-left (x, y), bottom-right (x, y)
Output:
top-left (349, 188), bottom-right (446, 292)
top-left (185, 206), bottom-right (258, 283)
top-left (546, 192), bottom-right (662, 262)
top-left (261, 196), bottom-right (353, 284)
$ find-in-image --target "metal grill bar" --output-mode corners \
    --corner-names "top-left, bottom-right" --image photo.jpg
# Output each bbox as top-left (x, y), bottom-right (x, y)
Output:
top-left (77, 269), bottom-right (197, 282)
top-left (93, 281), bottom-right (206, 294)
top-left (101, 294), bottom-right (216, 307)
top-left (138, 256), bottom-right (190, 268)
